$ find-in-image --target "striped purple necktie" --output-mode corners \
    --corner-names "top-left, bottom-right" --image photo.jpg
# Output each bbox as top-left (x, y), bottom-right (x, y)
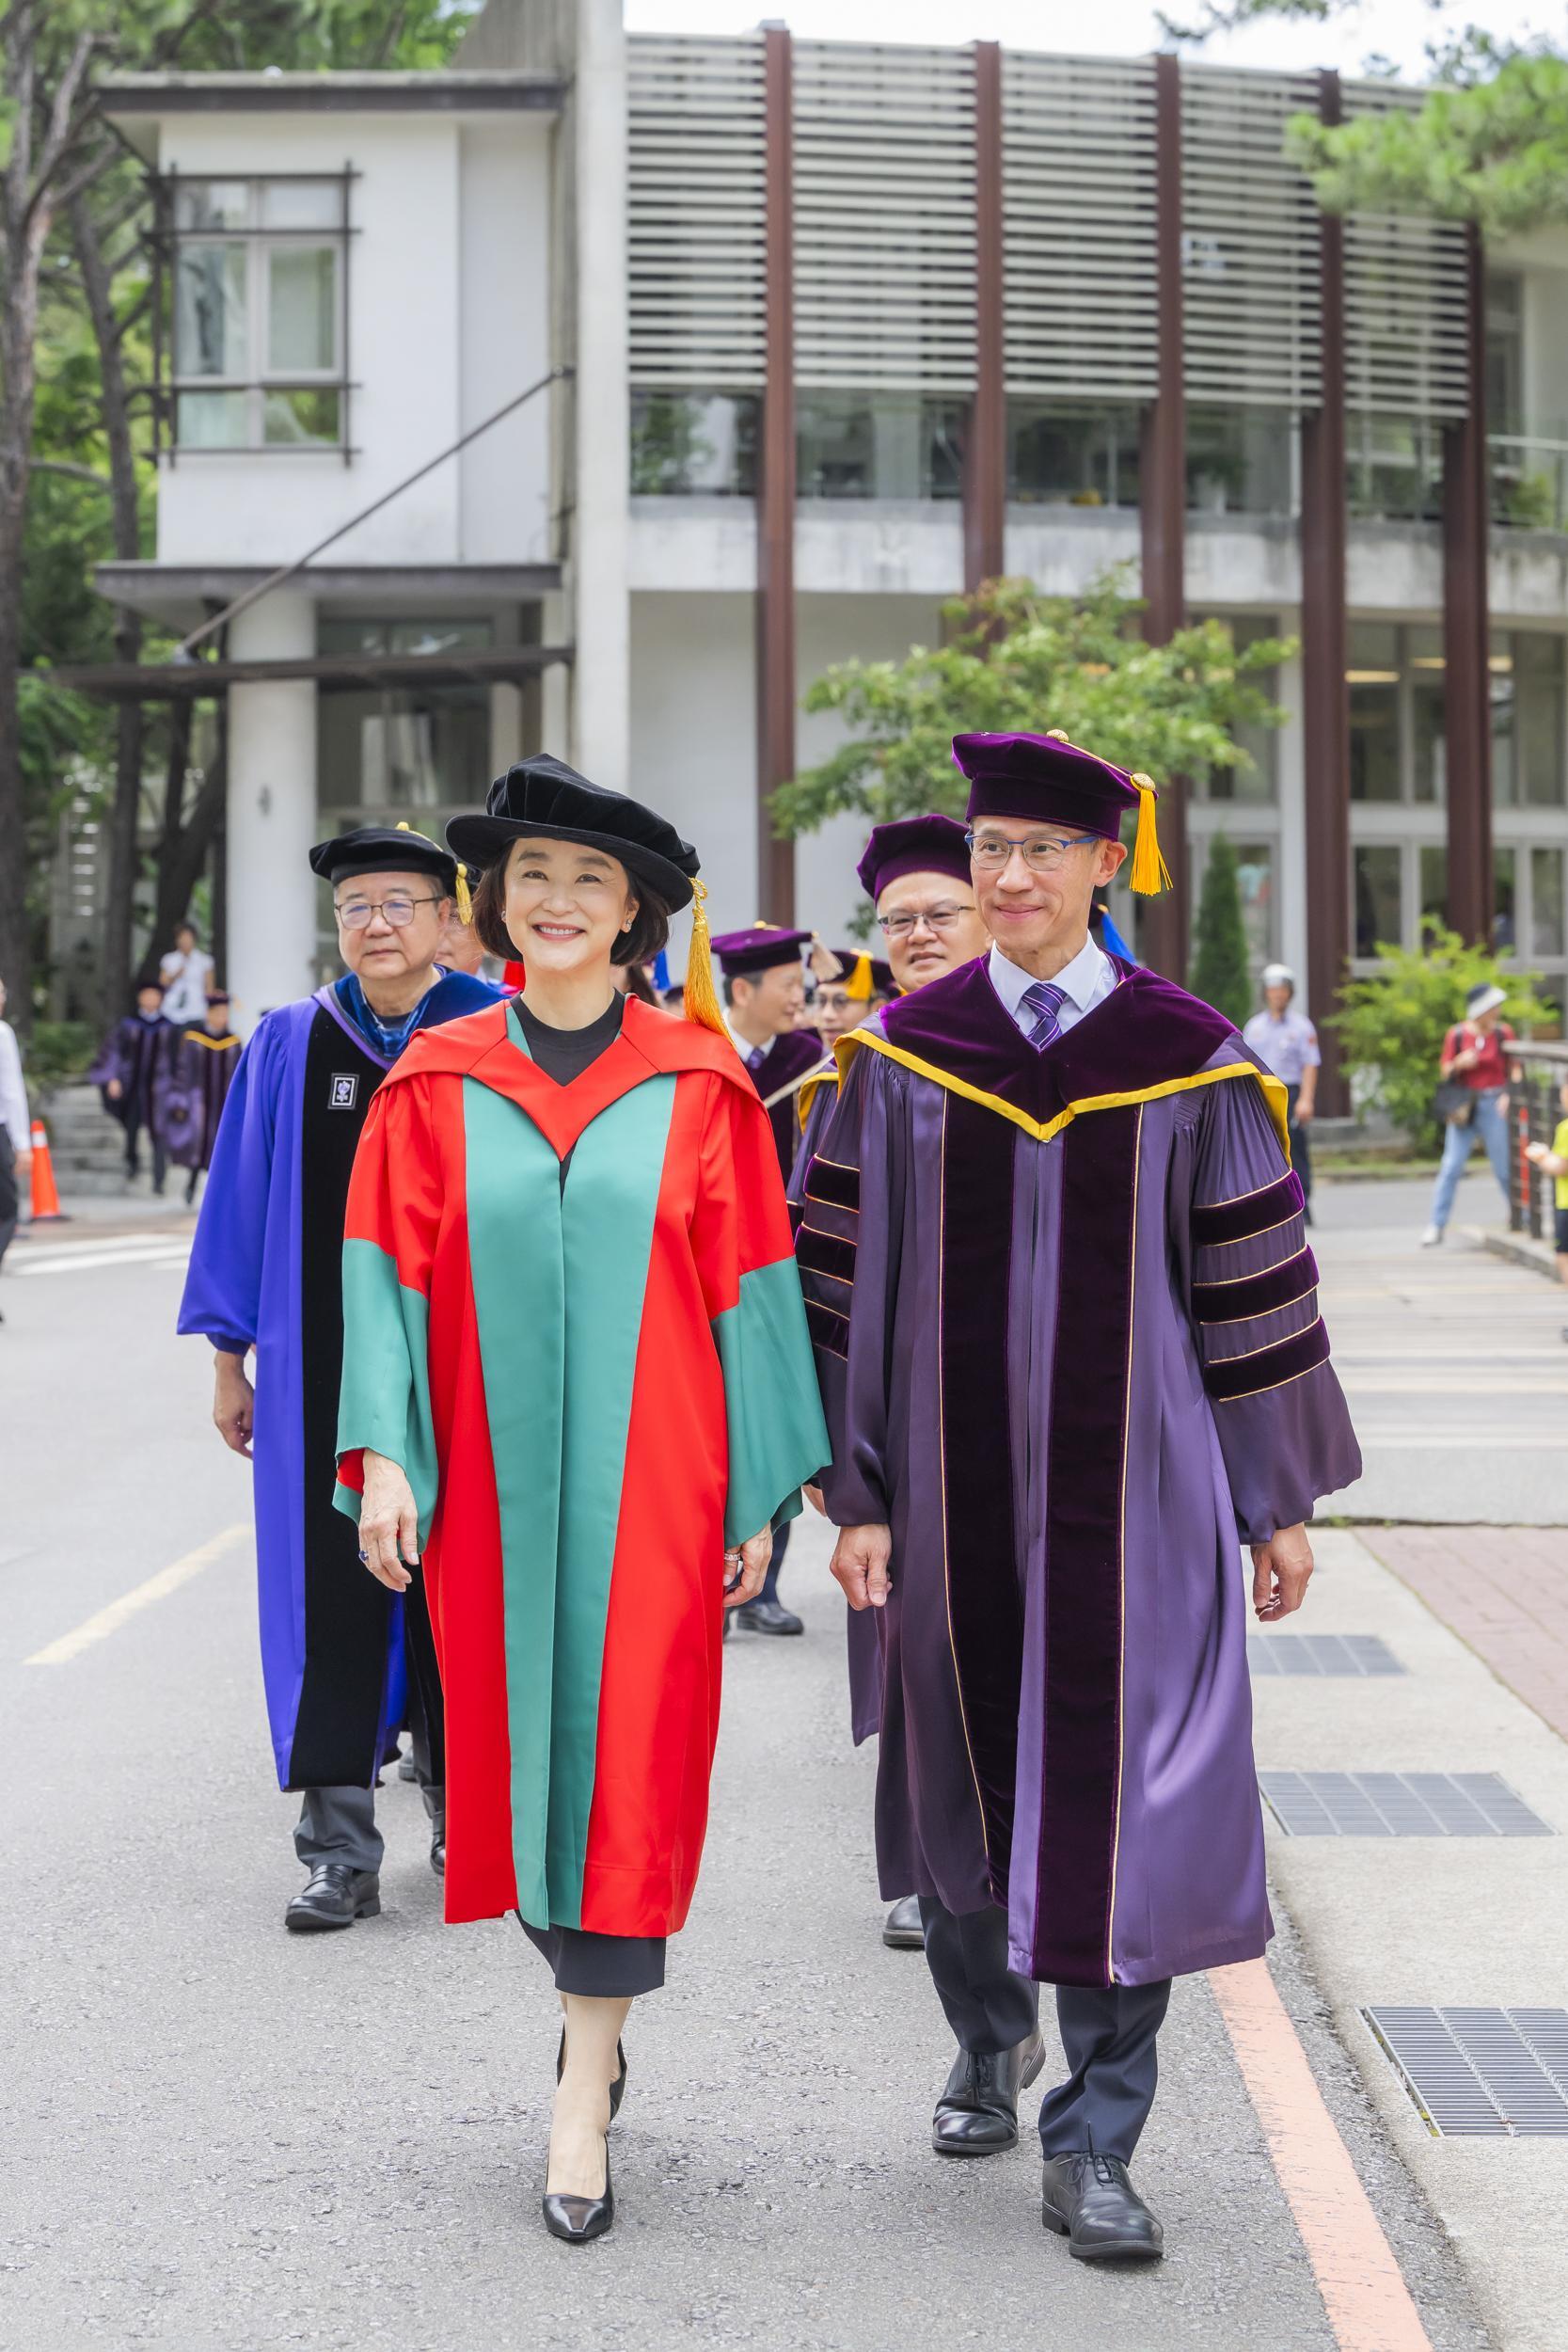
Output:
top-left (1021, 979), bottom-right (1068, 1049)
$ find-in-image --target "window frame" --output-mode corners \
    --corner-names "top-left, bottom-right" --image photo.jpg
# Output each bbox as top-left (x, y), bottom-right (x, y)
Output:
top-left (155, 167), bottom-right (356, 463)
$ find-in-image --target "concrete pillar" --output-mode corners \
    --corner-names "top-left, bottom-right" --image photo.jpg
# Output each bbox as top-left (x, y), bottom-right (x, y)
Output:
top-left (569, 0), bottom-right (630, 788)
top-left (226, 593), bottom-right (317, 1025)
top-left (1139, 50), bottom-right (1190, 982)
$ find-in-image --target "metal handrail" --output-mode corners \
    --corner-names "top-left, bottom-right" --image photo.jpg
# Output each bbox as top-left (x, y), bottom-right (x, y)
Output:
top-left (1503, 1039), bottom-right (1568, 1237)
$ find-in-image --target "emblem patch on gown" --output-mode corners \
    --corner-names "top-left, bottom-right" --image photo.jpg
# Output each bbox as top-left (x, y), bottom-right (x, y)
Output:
top-left (329, 1073), bottom-right (359, 1110)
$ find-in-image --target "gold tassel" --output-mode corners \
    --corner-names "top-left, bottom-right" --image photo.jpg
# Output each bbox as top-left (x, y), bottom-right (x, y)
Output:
top-left (454, 862), bottom-right (474, 925)
top-left (683, 878), bottom-right (730, 1038)
top-left (1128, 772), bottom-right (1173, 898)
top-left (845, 952), bottom-right (872, 1002)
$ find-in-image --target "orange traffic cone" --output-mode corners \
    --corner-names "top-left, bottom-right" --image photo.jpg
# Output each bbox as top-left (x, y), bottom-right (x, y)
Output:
top-left (28, 1118), bottom-right (67, 1221)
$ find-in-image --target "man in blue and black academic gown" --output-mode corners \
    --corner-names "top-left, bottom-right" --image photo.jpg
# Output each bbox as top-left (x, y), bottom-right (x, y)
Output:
top-left (711, 924), bottom-right (833, 1635)
top-left (178, 827), bottom-right (500, 1931)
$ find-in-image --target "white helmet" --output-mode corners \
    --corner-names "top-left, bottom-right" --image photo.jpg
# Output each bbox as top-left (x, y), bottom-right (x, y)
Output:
top-left (1260, 962), bottom-right (1295, 992)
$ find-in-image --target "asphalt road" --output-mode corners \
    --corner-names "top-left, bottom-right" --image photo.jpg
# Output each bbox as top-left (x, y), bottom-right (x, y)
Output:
top-left (1, 1232), bottom-right (1493, 2352)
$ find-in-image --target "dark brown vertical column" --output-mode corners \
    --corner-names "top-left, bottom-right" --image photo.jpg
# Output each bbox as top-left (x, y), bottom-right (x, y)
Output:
top-left (1139, 48), bottom-right (1189, 980)
top-left (756, 21), bottom-right (797, 924)
top-left (1443, 223), bottom-right (1493, 946)
top-left (965, 39), bottom-right (1006, 594)
top-left (1299, 69), bottom-right (1351, 1113)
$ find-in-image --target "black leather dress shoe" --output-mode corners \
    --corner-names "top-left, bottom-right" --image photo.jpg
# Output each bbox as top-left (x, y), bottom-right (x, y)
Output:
top-left (542, 2137), bottom-right (613, 2243)
top-left (732, 1598), bottom-right (804, 1636)
top-left (285, 1864), bottom-right (380, 1932)
top-left (932, 2031), bottom-right (1045, 2154)
top-left (556, 2030), bottom-right (628, 2122)
top-left (882, 1895), bottom-right (925, 1949)
top-left (429, 1817), bottom-right (446, 1877)
top-left (1040, 2153), bottom-right (1164, 2262)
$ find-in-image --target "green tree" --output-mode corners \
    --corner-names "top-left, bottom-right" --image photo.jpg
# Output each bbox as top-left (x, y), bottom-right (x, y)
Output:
top-left (1189, 832), bottom-right (1252, 1027)
top-left (1331, 923), bottom-right (1549, 1148)
top-left (1162, 4), bottom-right (1568, 235)
top-left (772, 572), bottom-right (1293, 845)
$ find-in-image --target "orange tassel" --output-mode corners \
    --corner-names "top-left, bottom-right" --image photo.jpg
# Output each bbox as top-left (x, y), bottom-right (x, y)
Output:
top-left (683, 879), bottom-right (730, 1038)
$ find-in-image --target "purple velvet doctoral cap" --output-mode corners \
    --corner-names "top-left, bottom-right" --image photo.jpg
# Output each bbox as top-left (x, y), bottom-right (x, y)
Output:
top-left (709, 924), bottom-right (814, 979)
top-left (953, 732), bottom-right (1143, 843)
top-left (856, 812), bottom-right (973, 902)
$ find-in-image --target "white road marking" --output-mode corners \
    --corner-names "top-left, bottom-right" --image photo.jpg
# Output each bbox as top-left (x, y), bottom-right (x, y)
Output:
top-left (12, 1246), bottom-right (191, 1278)
top-left (25, 1525), bottom-right (248, 1665)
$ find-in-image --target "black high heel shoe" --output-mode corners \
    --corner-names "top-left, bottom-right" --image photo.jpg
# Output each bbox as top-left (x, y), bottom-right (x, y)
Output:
top-left (556, 2028), bottom-right (628, 2122)
top-left (542, 2136), bottom-right (613, 2244)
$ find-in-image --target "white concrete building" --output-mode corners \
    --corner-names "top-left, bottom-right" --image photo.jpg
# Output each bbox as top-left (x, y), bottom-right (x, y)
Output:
top-left (100, 6), bottom-right (1568, 1056)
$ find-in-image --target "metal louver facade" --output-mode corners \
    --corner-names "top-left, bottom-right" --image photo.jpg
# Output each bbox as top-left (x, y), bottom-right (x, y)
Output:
top-left (1341, 79), bottom-right (1470, 420)
top-left (1180, 67), bottom-right (1322, 409)
top-left (1001, 52), bottom-right (1159, 402)
top-left (626, 34), bottom-right (767, 390)
top-left (791, 41), bottom-right (976, 394)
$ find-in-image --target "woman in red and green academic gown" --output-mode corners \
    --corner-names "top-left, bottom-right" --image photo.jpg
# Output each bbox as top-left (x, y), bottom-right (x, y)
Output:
top-left (335, 755), bottom-right (829, 2245)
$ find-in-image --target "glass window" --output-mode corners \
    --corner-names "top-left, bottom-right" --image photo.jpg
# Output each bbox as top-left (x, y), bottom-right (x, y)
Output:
top-left (1515, 634), bottom-right (1566, 806)
top-left (266, 246), bottom-right (337, 373)
top-left (1354, 844), bottom-right (1402, 957)
top-left (1233, 840), bottom-right (1277, 966)
top-left (1418, 845), bottom-right (1448, 934)
top-left (1186, 408), bottom-right (1292, 517)
top-left (1007, 402), bottom-right (1140, 508)
top-left (167, 176), bottom-right (348, 450)
top-left (796, 394), bottom-right (963, 501)
top-left (174, 181), bottom-right (248, 232)
top-left (1494, 845), bottom-right (1517, 956)
top-left (629, 391), bottom-right (757, 496)
top-left (1409, 626), bottom-right (1446, 804)
top-left (1490, 637), bottom-right (1516, 808)
top-left (1196, 614), bottom-right (1279, 803)
top-left (259, 180), bottom-right (343, 230)
top-left (175, 245), bottom-right (248, 378)
top-left (1346, 412), bottom-right (1441, 521)
top-left (175, 389), bottom-right (250, 447)
top-left (1530, 846), bottom-right (1565, 959)
top-left (261, 388), bottom-right (341, 446)
top-left (1349, 618), bottom-right (1401, 802)
top-left (1485, 272), bottom-right (1525, 440)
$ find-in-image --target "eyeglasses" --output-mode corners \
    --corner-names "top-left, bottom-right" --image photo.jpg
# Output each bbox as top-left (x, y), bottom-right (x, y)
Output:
top-left (965, 830), bottom-right (1101, 873)
top-left (334, 893), bottom-right (444, 931)
top-left (876, 905), bottom-right (978, 939)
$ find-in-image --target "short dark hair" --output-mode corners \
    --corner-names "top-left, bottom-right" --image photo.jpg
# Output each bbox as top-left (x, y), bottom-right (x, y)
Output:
top-left (470, 852), bottom-right (671, 969)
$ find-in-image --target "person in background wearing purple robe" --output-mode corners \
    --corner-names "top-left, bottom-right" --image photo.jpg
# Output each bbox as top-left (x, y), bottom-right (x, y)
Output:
top-left (813, 948), bottom-right (894, 1053)
top-left (789, 814), bottom-right (990, 1957)
top-left (797, 736), bottom-right (1360, 2265)
top-left (178, 827), bottom-right (500, 1933)
top-left (713, 925), bottom-right (835, 1637)
top-left (154, 991), bottom-right (242, 1205)
top-left (91, 978), bottom-right (175, 1193)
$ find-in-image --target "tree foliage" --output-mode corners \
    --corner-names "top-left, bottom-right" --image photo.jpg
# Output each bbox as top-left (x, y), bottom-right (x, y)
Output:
top-left (1189, 833), bottom-right (1253, 1028)
top-left (1331, 924), bottom-right (1550, 1147)
top-left (772, 573), bottom-right (1293, 842)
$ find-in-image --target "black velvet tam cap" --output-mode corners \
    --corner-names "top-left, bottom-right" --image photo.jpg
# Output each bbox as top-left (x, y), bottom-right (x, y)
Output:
top-left (446, 755), bottom-right (699, 911)
top-left (309, 824), bottom-right (459, 895)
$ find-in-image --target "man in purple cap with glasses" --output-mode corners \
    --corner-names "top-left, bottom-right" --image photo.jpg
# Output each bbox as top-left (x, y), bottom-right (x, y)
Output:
top-left (795, 734), bottom-right (1359, 2264)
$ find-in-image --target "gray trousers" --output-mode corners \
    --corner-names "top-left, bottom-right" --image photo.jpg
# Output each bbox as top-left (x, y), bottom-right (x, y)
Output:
top-left (295, 1779), bottom-right (443, 1875)
top-left (919, 1895), bottom-right (1172, 2162)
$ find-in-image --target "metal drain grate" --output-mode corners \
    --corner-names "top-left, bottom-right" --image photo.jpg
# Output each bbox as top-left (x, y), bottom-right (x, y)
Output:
top-left (1248, 1632), bottom-right (1404, 1677)
top-left (1260, 1771), bottom-right (1553, 1837)
top-left (1364, 2007), bottom-right (1568, 2137)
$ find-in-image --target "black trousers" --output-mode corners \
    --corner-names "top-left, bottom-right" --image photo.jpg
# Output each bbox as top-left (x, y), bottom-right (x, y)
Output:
top-left (517, 1915), bottom-right (666, 1996)
top-left (0, 1122), bottom-right (16, 1271)
top-left (919, 1896), bottom-right (1172, 2163)
top-left (123, 1112), bottom-right (167, 1191)
top-left (760, 1515), bottom-right (791, 1605)
top-left (1286, 1082), bottom-right (1313, 1208)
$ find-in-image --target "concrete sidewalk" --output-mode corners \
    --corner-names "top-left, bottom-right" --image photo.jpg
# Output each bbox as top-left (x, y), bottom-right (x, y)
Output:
top-left (1256, 1528), bottom-right (1568, 2352)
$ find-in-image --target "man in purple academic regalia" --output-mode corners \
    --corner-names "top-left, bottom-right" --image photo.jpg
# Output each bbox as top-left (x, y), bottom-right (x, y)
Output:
top-left (796, 735), bottom-right (1360, 2265)
top-left (179, 827), bottom-right (500, 1931)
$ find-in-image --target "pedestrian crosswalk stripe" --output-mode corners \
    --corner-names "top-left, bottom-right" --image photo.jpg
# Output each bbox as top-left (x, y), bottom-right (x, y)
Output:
top-left (24, 1525), bottom-right (248, 1665)
top-left (12, 1244), bottom-right (191, 1278)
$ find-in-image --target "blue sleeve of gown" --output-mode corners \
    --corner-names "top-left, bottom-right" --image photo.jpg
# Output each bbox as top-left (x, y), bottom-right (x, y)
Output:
top-left (176, 1014), bottom-right (288, 1355)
